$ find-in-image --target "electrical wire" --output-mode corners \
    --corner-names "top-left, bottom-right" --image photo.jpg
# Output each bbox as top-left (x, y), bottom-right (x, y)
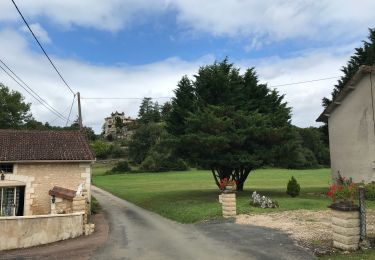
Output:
top-left (81, 97), bottom-right (172, 100)
top-left (66, 95), bottom-right (76, 126)
top-left (0, 58), bottom-right (67, 120)
top-left (0, 62), bottom-right (67, 121)
top-left (11, 0), bottom-right (75, 96)
top-left (81, 76), bottom-right (341, 101)
top-left (268, 76), bottom-right (340, 88)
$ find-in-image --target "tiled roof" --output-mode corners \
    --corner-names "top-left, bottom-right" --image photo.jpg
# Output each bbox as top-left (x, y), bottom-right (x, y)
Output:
top-left (0, 130), bottom-right (95, 162)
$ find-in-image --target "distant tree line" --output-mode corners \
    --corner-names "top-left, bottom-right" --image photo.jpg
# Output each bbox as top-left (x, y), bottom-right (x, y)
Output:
top-left (0, 83), bottom-right (97, 141)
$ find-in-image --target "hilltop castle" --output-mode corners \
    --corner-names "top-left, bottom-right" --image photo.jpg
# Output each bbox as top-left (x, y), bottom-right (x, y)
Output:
top-left (103, 111), bottom-right (136, 140)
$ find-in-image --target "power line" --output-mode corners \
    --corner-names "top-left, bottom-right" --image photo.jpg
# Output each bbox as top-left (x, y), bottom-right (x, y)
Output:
top-left (81, 96), bottom-right (173, 100)
top-left (268, 76), bottom-right (340, 88)
top-left (0, 58), bottom-right (67, 120)
top-left (11, 0), bottom-right (75, 96)
top-left (66, 95), bottom-right (76, 126)
top-left (0, 61), bottom-right (67, 121)
top-left (81, 76), bottom-right (341, 101)
top-left (49, 100), bottom-right (74, 124)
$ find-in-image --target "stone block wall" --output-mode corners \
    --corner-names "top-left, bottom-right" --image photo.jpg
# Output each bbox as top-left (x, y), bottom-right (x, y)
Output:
top-left (221, 193), bottom-right (236, 218)
top-left (12, 162), bottom-right (91, 215)
top-left (0, 213), bottom-right (84, 251)
top-left (332, 209), bottom-right (360, 251)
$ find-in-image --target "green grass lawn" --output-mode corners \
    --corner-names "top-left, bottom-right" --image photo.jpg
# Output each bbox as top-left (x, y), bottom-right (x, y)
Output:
top-left (93, 166), bottom-right (335, 223)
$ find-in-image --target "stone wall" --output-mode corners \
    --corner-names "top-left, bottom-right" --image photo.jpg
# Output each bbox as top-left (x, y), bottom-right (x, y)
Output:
top-left (332, 209), bottom-right (360, 251)
top-left (0, 212), bottom-right (84, 251)
top-left (3, 162), bottom-right (91, 215)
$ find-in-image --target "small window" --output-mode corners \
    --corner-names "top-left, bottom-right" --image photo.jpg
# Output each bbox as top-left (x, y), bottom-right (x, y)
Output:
top-left (0, 164), bottom-right (13, 173)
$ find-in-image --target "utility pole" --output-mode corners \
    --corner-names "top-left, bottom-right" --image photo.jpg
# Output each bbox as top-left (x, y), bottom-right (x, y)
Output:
top-left (77, 92), bottom-right (83, 129)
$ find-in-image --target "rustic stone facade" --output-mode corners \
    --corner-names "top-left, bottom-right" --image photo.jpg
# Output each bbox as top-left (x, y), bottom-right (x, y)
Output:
top-left (332, 209), bottom-right (360, 251)
top-left (221, 192), bottom-right (237, 218)
top-left (2, 162), bottom-right (91, 216)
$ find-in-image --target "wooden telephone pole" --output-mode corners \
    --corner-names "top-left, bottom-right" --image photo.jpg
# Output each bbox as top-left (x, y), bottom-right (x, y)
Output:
top-left (77, 92), bottom-right (83, 129)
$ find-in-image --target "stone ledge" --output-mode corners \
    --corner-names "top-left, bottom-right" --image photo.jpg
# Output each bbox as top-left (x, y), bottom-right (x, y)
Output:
top-left (332, 225), bottom-right (360, 236)
top-left (333, 241), bottom-right (358, 251)
top-left (333, 233), bottom-right (360, 245)
top-left (332, 217), bottom-right (360, 228)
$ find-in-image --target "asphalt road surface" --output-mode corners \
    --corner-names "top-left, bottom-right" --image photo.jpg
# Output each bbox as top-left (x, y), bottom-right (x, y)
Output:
top-left (91, 186), bottom-right (314, 260)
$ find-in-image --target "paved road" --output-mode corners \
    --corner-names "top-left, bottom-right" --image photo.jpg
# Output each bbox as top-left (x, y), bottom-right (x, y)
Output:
top-left (91, 186), bottom-right (314, 260)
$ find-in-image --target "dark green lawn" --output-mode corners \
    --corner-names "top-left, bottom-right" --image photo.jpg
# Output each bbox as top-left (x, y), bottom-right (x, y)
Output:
top-left (93, 167), bottom-right (334, 223)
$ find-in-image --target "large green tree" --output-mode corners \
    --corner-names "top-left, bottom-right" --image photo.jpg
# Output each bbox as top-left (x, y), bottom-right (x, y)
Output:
top-left (167, 59), bottom-right (293, 191)
top-left (0, 83), bottom-right (32, 128)
top-left (323, 28), bottom-right (375, 107)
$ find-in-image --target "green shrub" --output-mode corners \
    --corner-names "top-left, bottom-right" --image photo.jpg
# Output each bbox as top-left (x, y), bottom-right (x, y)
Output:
top-left (286, 176), bottom-right (301, 197)
top-left (110, 144), bottom-right (126, 158)
top-left (90, 140), bottom-right (111, 159)
top-left (140, 151), bottom-right (188, 172)
top-left (365, 183), bottom-right (375, 200)
top-left (111, 161), bottom-right (131, 173)
top-left (91, 196), bottom-right (101, 214)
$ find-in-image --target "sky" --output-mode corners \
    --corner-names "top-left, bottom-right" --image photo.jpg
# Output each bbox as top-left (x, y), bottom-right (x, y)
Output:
top-left (0, 1), bottom-right (375, 133)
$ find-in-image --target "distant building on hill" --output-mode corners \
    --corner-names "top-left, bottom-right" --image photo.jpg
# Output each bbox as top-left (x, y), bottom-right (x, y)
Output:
top-left (103, 111), bottom-right (136, 140)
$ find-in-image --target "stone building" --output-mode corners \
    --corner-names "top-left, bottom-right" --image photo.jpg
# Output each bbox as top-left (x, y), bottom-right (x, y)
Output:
top-left (0, 130), bottom-right (95, 216)
top-left (103, 111), bottom-right (136, 140)
top-left (317, 65), bottom-right (375, 183)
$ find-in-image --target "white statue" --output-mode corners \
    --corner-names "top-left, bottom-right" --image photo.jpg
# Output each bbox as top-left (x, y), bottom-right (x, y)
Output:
top-left (76, 183), bottom-right (84, 196)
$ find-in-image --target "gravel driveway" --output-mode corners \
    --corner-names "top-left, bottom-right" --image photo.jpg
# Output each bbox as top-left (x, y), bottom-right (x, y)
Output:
top-left (91, 186), bottom-right (314, 260)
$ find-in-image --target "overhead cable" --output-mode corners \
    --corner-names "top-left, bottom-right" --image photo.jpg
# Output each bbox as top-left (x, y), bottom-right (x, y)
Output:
top-left (11, 0), bottom-right (76, 96)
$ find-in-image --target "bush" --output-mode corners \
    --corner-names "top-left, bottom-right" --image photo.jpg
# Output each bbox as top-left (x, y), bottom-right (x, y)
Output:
top-left (91, 196), bottom-right (101, 214)
top-left (110, 144), bottom-right (126, 158)
top-left (111, 161), bottom-right (131, 172)
top-left (140, 151), bottom-right (188, 172)
top-left (90, 140), bottom-right (112, 159)
top-left (365, 183), bottom-right (375, 200)
top-left (286, 176), bottom-right (300, 197)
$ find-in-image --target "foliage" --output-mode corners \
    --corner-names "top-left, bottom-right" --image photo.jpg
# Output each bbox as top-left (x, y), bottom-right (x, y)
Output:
top-left (90, 140), bottom-right (112, 159)
top-left (110, 161), bottom-right (131, 173)
top-left (138, 97), bottom-right (161, 124)
top-left (297, 127), bottom-right (330, 167)
top-left (160, 101), bottom-right (172, 121)
top-left (128, 123), bottom-right (165, 164)
top-left (0, 83), bottom-right (33, 128)
top-left (90, 140), bottom-right (125, 159)
top-left (286, 176), bottom-right (301, 197)
top-left (251, 191), bottom-right (279, 208)
top-left (323, 28), bottom-right (375, 107)
top-left (139, 133), bottom-right (188, 172)
top-left (365, 183), bottom-right (375, 200)
top-left (167, 59), bottom-right (293, 191)
top-left (327, 174), bottom-right (357, 204)
top-left (140, 150), bottom-right (188, 172)
top-left (91, 196), bottom-right (101, 214)
top-left (219, 178), bottom-right (236, 191)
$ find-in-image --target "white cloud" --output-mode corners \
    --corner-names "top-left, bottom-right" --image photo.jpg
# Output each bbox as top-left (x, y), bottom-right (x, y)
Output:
top-left (20, 23), bottom-right (51, 43)
top-left (0, 29), bottom-right (215, 132)
top-left (1, 1), bottom-right (374, 44)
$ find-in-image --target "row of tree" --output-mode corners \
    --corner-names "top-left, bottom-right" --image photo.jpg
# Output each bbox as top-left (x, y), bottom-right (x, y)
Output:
top-left (128, 59), bottom-right (330, 190)
top-left (0, 83), bottom-right (97, 140)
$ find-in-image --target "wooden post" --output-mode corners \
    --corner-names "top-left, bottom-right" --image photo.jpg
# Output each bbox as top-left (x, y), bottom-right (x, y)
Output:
top-left (77, 92), bottom-right (83, 129)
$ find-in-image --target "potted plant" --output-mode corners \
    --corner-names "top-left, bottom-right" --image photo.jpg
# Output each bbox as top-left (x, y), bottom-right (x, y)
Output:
top-left (327, 175), bottom-right (358, 210)
top-left (327, 174), bottom-right (360, 251)
top-left (219, 178), bottom-right (236, 192)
